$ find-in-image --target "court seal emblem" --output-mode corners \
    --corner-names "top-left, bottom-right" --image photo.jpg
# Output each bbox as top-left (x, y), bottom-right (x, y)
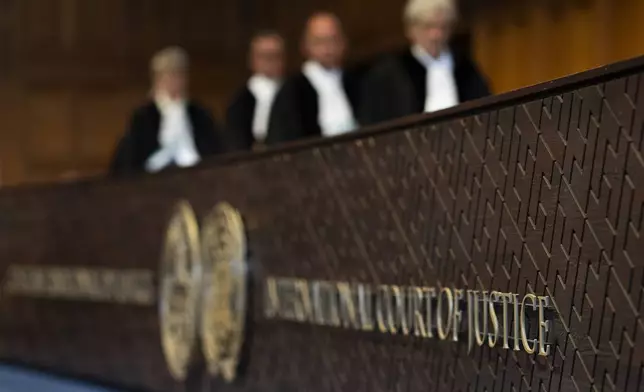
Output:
top-left (159, 200), bottom-right (203, 381)
top-left (200, 202), bottom-right (248, 382)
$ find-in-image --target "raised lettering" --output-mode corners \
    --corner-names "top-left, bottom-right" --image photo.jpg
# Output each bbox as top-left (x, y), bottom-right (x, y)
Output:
top-left (520, 294), bottom-right (537, 354)
top-left (294, 279), bottom-right (312, 322)
top-left (537, 296), bottom-right (551, 356)
top-left (488, 291), bottom-right (499, 348)
top-left (311, 281), bottom-right (326, 325)
top-left (436, 287), bottom-right (454, 340)
top-left (453, 289), bottom-right (464, 342)
top-left (499, 292), bottom-right (512, 349)
top-left (338, 282), bottom-right (359, 329)
top-left (474, 291), bottom-right (488, 347)
top-left (424, 287), bottom-right (436, 338)
top-left (411, 287), bottom-right (428, 338)
top-left (512, 293), bottom-right (521, 351)
top-left (358, 284), bottom-right (374, 331)
top-left (326, 282), bottom-right (341, 327)
top-left (376, 285), bottom-right (395, 334)
top-left (466, 290), bottom-right (476, 352)
top-left (392, 286), bottom-right (410, 335)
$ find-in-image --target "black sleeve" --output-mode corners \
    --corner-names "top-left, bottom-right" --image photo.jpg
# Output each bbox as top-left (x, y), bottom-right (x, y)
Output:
top-left (194, 106), bottom-right (228, 156)
top-left (225, 90), bottom-right (254, 151)
top-left (342, 68), bottom-right (364, 123)
top-left (459, 58), bottom-right (492, 102)
top-left (470, 61), bottom-right (492, 99)
top-left (266, 77), bottom-right (320, 145)
top-left (266, 81), bottom-right (303, 145)
top-left (358, 66), bottom-right (393, 126)
top-left (109, 112), bottom-right (142, 177)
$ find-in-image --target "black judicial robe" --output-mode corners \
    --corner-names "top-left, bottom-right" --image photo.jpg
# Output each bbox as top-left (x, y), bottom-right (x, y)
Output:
top-left (109, 101), bottom-right (226, 176)
top-left (225, 86), bottom-right (258, 151)
top-left (265, 71), bottom-right (361, 145)
top-left (358, 49), bottom-right (490, 126)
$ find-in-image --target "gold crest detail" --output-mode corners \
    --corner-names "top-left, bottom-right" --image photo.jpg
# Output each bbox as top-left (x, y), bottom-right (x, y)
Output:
top-left (159, 200), bottom-right (202, 381)
top-left (200, 202), bottom-right (248, 382)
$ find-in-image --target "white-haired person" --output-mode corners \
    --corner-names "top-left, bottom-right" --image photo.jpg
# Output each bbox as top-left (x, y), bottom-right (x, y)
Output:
top-left (110, 46), bottom-right (226, 176)
top-left (359, 0), bottom-right (489, 125)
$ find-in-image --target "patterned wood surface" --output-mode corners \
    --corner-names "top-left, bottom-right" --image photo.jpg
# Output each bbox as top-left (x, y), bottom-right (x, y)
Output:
top-left (0, 56), bottom-right (643, 392)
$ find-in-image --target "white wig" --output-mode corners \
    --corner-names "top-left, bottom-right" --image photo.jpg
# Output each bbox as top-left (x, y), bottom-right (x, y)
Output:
top-left (150, 46), bottom-right (189, 75)
top-left (403, 0), bottom-right (458, 25)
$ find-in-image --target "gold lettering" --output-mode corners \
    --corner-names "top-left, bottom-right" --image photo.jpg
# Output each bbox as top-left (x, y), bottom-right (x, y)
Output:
top-left (32, 268), bottom-right (45, 294)
top-left (315, 281), bottom-right (330, 325)
top-left (392, 286), bottom-right (409, 335)
top-left (452, 289), bottom-right (464, 342)
top-left (75, 269), bottom-right (96, 299)
top-left (411, 287), bottom-right (428, 338)
top-left (500, 292), bottom-right (511, 349)
top-left (436, 287), bottom-right (454, 340)
top-left (132, 271), bottom-right (155, 304)
top-left (375, 285), bottom-right (386, 333)
top-left (2, 266), bottom-right (154, 305)
top-left (474, 291), bottom-right (488, 347)
top-left (294, 280), bottom-right (312, 322)
top-left (312, 281), bottom-right (326, 325)
top-left (261, 277), bottom-right (554, 356)
top-left (274, 279), bottom-right (292, 320)
top-left (50, 268), bottom-right (70, 296)
top-left (101, 270), bottom-right (118, 301)
top-left (118, 273), bottom-right (134, 303)
top-left (3, 267), bottom-right (21, 293)
top-left (520, 294), bottom-right (537, 354)
top-left (537, 296), bottom-right (551, 356)
top-left (338, 282), bottom-right (359, 329)
top-left (264, 278), bottom-right (280, 318)
top-left (488, 291), bottom-right (499, 348)
top-left (512, 293), bottom-right (521, 351)
top-left (326, 281), bottom-right (341, 327)
top-left (358, 284), bottom-right (374, 331)
top-left (376, 285), bottom-right (395, 334)
top-left (466, 290), bottom-right (476, 352)
top-left (424, 287), bottom-right (436, 338)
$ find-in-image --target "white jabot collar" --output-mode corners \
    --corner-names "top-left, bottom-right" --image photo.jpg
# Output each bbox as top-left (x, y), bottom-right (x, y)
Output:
top-left (247, 74), bottom-right (281, 142)
top-left (302, 60), bottom-right (357, 137)
top-left (145, 94), bottom-right (201, 173)
top-left (411, 45), bottom-right (459, 113)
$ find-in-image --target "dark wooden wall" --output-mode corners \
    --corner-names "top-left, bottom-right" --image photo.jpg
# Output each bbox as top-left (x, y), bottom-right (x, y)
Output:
top-left (0, 0), bottom-right (642, 186)
top-left (0, 0), bottom-right (410, 187)
top-left (471, 0), bottom-right (644, 93)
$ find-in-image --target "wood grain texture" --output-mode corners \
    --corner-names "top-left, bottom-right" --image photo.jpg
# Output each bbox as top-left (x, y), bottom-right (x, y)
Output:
top-left (2, 0), bottom-right (644, 186)
top-left (1, 54), bottom-right (644, 392)
top-left (472, 0), bottom-right (644, 93)
top-left (0, 0), bottom-right (410, 186)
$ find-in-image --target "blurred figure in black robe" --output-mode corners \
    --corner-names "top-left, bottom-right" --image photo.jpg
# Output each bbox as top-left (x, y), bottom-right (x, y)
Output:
top-left (266, 12), bottom-right (361, 145)
top-left (359, 0), bottom-right (490, 126)
top-left (226, 31), bottom-right (286, 152)
top-left (109, 46), bottom-right (225, 176)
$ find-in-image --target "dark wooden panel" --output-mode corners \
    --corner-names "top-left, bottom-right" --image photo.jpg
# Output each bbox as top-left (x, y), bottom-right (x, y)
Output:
top-left (0, 86), bottom-right (26, 186)
top-left (0, 55), bottom-right (643, 392)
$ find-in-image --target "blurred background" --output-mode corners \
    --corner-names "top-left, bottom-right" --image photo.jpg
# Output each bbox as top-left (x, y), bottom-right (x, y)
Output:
top-left (0, 0), bottom-right (642, 187)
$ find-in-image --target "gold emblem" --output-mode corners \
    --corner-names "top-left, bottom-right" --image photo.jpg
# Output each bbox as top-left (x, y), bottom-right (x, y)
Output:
top-left (159, 200), bottom-right (203, 381)
top-left (200, 202), bottom-right (248, 382)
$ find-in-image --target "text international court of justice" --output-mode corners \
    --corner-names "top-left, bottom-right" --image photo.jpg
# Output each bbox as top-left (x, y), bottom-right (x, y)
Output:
top-left (0, 0), bottom-right (643, 391)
